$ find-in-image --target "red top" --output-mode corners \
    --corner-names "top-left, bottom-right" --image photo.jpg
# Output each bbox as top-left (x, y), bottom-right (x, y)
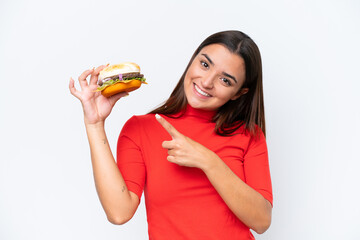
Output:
top-left (117, 105), bottom-right (272, 240)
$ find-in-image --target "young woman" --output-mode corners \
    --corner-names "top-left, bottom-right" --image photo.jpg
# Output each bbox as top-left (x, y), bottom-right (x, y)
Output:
top-left (69, 30), bottom-right (273, 239)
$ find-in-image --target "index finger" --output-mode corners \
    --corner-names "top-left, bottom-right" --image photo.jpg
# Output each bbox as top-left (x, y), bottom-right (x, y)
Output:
top-left (78, 68), bottom-right (94, 89)
top-left (90, 64), bottom-right (109, 85)
top-left (155, 114), bottom-right (182, 139)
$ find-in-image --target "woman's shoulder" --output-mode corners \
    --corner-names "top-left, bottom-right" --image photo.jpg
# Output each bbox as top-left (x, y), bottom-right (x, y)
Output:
top-left (125, 113), bottom-right (157, 127)
top-left (226, 122), bottom-right (266, 142)
top-left (130, 113), bottom-right (156, 121)
top-left (121, 113), bottom-right (157, 135)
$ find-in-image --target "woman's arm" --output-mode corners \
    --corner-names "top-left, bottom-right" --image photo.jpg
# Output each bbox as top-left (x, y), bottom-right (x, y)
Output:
top-left (202, 157), bottom-right (272, 234)
top-left (69, 66), bottom-right (139, 224)
top-left (155, 114), bottom-right (272, 233)
top-left (85, 122), bottom-right (139, 225)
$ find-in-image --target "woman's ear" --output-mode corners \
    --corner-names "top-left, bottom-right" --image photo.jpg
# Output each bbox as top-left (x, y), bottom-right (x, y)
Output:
top-left (231, 88), bottom-right (249, 100)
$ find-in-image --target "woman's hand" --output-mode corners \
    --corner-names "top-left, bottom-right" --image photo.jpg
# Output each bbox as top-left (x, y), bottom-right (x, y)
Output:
top-left (69, 65), bottom-right (129, 125)
top-left (155, 114), bottom-right (219, 170)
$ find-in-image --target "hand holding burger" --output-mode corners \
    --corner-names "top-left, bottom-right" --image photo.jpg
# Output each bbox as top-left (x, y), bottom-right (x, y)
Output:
top-left (69, 62), bottom-right (146, 124)
top-left (97, 62), bottom-right (147, 97)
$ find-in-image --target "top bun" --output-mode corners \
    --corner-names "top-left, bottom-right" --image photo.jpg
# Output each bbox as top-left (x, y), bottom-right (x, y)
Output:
top-left (99, 62), bottom-right (140, 80)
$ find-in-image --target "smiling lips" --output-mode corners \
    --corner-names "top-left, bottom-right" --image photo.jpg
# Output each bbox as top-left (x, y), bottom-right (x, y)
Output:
top-left (194, 83), bottom-right (212, 98)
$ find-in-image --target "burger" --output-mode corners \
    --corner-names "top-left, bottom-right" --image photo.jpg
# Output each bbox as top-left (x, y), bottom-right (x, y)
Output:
top-left (97, 62), bottom-right (147, 97)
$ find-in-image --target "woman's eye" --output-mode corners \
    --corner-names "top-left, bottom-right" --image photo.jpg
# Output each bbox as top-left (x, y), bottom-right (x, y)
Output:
top-left (221, 77), bottom-right (231, 86)
top-left (201, 61), bottom-right (209, 68)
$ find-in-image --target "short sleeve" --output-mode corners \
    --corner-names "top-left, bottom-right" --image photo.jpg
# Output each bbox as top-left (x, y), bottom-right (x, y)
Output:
top-left (116, 116), bottom-right (146, 201)
top-left (243, 132), bottom-right (273, 206)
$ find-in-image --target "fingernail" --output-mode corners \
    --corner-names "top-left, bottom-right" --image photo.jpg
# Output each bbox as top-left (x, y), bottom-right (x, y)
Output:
top-left (155, 114), bottom-right (161, 119)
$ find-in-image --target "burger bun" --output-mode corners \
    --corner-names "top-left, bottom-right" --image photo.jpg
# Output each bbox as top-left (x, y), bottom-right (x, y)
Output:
top-left (99, 62), bottom-right (140, 80)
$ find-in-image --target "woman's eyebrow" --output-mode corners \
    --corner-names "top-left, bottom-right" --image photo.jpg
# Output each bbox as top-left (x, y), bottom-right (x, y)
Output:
top-left (223, 72), bottom-right (238, 83)
top-left (201, 54), bottom-right (214, 65)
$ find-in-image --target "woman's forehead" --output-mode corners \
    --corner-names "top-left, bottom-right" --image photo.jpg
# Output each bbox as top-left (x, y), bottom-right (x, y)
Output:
top-left (199, 44), bottom-right (243, 63)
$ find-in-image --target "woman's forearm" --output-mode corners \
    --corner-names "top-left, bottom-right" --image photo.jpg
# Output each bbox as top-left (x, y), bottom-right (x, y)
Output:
top-left (202, 156), bottom-right (272, 234)
top-left (85, 122), bottom-right (139, 224)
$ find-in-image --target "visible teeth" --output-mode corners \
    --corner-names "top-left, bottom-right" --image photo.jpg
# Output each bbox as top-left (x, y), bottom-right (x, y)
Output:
top-left (195, 84), bottom-right (211, 97)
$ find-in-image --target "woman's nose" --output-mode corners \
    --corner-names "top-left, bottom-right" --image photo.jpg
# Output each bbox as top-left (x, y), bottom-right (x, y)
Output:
top-left (201, 73), bottom-right (216, 89)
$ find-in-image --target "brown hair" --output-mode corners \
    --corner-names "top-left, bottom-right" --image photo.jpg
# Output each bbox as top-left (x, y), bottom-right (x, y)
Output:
top-left (150, 30), bottom-right (265, 137)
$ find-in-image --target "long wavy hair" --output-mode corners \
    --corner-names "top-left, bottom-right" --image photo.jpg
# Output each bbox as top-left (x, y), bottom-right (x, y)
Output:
top-left (150, 30), bottom-right (265, 137)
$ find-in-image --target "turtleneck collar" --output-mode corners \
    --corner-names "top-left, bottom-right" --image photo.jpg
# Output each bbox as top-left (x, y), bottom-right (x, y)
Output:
top-left (181, 104), bottom-right (217, 121)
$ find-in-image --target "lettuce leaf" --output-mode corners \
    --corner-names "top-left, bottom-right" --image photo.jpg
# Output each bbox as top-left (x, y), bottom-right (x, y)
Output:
top-left (97, 77), bottom-right (147, 91)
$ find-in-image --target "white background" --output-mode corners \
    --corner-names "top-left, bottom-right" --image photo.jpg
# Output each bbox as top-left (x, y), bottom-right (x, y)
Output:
top-left (1, 0), bottom-right (359, 239)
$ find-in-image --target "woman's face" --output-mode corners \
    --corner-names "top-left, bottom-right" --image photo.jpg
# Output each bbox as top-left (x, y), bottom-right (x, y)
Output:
top-left (184, 44), bottom-right (247, 111)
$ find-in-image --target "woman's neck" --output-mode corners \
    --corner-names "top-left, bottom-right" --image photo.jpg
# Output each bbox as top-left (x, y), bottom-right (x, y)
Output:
top-left (182, 104), bottom-right (216, 121)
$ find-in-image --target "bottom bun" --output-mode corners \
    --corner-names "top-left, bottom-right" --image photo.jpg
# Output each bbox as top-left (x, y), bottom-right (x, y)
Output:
top-left (101, 80), bottom-right (142, 97)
